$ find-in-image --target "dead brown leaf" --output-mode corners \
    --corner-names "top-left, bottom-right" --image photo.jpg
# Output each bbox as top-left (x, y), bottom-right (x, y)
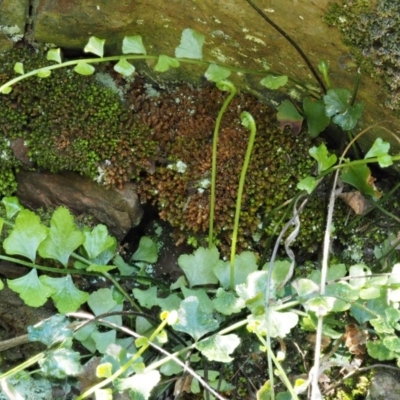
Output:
top-left (339, 191), bottom-right (370, 215)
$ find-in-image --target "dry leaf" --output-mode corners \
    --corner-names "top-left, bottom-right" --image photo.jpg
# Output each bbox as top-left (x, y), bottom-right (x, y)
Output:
top-left (339, 191), bottom-right (370, 215)
top-left (307, 333), bottom-right (331, 350)
top-left (174, 374), bottom-right (193, 396)
top-left (344, 323), bottom-right (368, 355)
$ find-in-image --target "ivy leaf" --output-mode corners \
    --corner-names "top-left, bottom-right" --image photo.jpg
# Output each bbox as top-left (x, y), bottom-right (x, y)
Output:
top-left (213, 288), bottom-right (245, 315)
top-left (83, 224), bottom-right (116, 261)
top-left (40, 275), bottom-right (89, 313)
top-left (39, 348), bottom-right (82, 378)
top-left (38, 207), bottom-right (85, 267)
top-left (7, 269), bottom-right (55, 307)
top-left (383, 335), bottom-right (400, 353)
top-left (0, 86), bottom-right (12, 94)
top-left (2, 196), bottom-right (23, 219)
top-left (84, 36), bottom-right (105, 57)
top-left (196, 334), bottom-right (240, 362)
top-left (181, 287), bottom-right (214, 314)
top-left (28, 314), bottom-right (73, 346)
top-left (114, 58), bottom-right (135, 76)
top-left (154, 55), bottom-right (180, 72)
top-left (173, 297), bottom-right (219, 341)
top-left (114, 371), bottom-right (161, 399)
top-left (3, 209), bottom-right (48, 262)
top-left (247, 310), bottom-right (299, 338)
top-left (131, 236), bottom-right (158, 263)
top-left (132, 286), bottom-right (159, 309)
top-left (309, 143), bottom-right (337, 174)
top-left (122, 35), bottom-right (147, 55)
top-left (276, 100), bottom-right (303, 135)
top-left (37, 69), bottom-right (51, 78)
top-left (364, 138), bottom-right (392, 168)
top-left (323, 88), bottom-right (364, 130)
top-left (213, 251), bottom-right (258, 289)
top-left (47, 48), bottom-right (62, 63)
top-left (74, 61), bottom-right (95, 76)
top-left (178, 246), bottom-right (220, 287)
top-left (204, 63), bottom-right (231, 82)
top-left (303, 97), bottom-right (330, 137)
top-left (341, 164), bottom-right (381, 198)
top-left (88, 288), bottom-right (123, 325)
top-left (333, 102), bottom-right (364, 131)
top-left (297, 176), bottom-right (318, 194)
top-left (324, 88), bottom-right (351, 116)
top-left (14, 62), bottom-right (24, 75)
top-left (260, 74), bottom-right (288, 90)
top-left (92, 330), bottom-right (116, 354)
top-left (114, 254), bottom-right (137, 276)
top-left (367, 340), bottom-right (396, 361)
top-left (236, 271), bottom-right (268, 314)
top-left (175, 28), bottom-right (204, 59)
top-left (328, 264), bottom-right (347, 280)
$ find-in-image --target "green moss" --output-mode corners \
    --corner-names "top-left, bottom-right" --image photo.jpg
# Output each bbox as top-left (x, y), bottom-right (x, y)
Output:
top-left (324, 0), bottom-right (400, 110)
top-left (0, 47), bottom-right (156, 193)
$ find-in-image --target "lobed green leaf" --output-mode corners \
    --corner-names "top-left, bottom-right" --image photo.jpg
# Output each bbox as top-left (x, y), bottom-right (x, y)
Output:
top-left (175, 28), bottom-right (204, 59)
top-left (204, 63), bottom-right (231, 82)
top-left (196, 334), bottom-right (240, 362)
top-left (7, 269), bottom-right (55, 307)
top-left (260, 74), bottom-right (288, 90)
top-left (4, 209), bottom-right (48, 262)
top-left (114, 58), bottom-right (135, 76)
top-left (47, 48), bottom-right (62, 63)
top-left (131, 236), bottom-right (158, 263)
top-left (38, 207), bottom-right (84, 267)
top-left (154, 54), bottom-right (180, 72)
top-left (74, 61), bottom-right (95, 76)
top-left (40, 275), bottom-right (89, 313)
top-left (122, 35), bottom-right (147, 55)
top-left (178, 246), bottom-right (220, 287)
top-left (84, 36), bottom-right (106, 57)
top-left (173, 296), bottom-right (219, 341)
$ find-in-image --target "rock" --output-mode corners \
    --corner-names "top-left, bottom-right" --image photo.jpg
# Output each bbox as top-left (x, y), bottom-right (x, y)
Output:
top-left (29, 0), bottom-right (400, 154)
top-left (366, 369), bottom-right (400, 400)
top-left (16, 171), bottom-right (143, 240)
top-left (0, 0), bottom-right (29, 47)
top-left (33, 0), bottom-right (137, 51)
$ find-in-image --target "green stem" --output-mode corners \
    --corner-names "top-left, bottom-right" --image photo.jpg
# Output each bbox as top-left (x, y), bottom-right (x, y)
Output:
top-left (102, 271), bottom-right (142, 312)
top-left (208, 81), bottom-right (237, 246)
top-left (0, 352), bottom-right (45, 381)
top-left (0, 54), bottom-right (280, 94)
top-left (230, 112), bottom-right (257, 290)
top-left (0, 255), bottom-right (98, 276)
top-left (256, 333), bottom-right (299, 400)
top-left (71, 252), bottom-right (142, 311)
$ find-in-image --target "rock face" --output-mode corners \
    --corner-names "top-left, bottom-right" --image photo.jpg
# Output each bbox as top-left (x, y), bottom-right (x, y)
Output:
top-left (24, 0), bottom-right (400, 152)
top-left (366, 369), bottom-right (400, 400)
top-left (0, 0), bottom-right (29, 52)
top-left (16, 171), bottom-right (143, 240)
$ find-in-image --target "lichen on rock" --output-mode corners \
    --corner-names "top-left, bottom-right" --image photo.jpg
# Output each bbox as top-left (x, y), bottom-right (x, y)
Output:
top-left (325, 0), bottom-right (400, 110)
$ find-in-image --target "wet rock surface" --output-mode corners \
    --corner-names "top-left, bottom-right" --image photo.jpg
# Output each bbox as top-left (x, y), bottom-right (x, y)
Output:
top-left (16, 171), bottom-right (143, 240)
top-left (366, 369), bottom-right (400, 400)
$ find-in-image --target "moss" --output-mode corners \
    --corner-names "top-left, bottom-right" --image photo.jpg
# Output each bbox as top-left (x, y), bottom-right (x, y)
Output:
top-left (0, 47), bottom-right (156, 192)
top-left (324, 0), bottom-right (400, 110)
top-left (130, 79), bottom-right (327, 253)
